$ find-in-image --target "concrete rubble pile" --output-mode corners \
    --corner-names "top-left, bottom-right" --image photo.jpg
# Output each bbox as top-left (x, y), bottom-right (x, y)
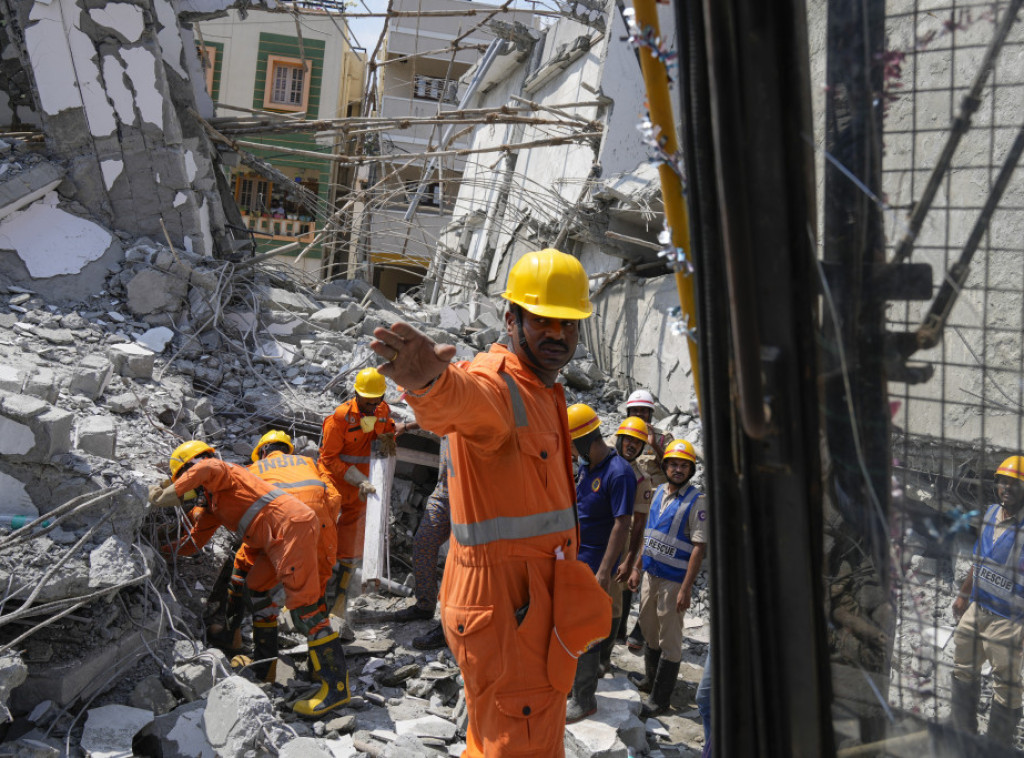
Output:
top-left (0, 224), bottom-right (708, 754)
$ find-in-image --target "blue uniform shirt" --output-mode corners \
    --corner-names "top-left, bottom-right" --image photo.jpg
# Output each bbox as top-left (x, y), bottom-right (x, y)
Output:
top-left (576, 450), bottom-right (636, 573)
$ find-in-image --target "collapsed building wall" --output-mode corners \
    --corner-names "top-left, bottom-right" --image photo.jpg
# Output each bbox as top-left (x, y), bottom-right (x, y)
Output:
top-left (433, 3), bottom-right (693, 410)
top-left (0, 0), bottom-right (247, 301)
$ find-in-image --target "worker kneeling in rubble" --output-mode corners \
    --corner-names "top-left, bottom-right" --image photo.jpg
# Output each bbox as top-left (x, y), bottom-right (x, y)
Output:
top-left (318, 367), bottom-right (409, 640)
top-left (370, 249), bottom-right (611, 757)
top-left (628, 439), bottom-right (707, 719)
top-left (150, 440), bottom-right (351, 717)
top-left (950, 455), bottom-right (1024, 745)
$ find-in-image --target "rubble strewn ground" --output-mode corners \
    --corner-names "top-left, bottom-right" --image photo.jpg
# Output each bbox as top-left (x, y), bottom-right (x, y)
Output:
top-left (0, 222), bottom-right (709, 756)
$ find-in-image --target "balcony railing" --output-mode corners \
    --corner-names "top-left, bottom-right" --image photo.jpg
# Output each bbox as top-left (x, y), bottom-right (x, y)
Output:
top-left (241, 212), bottom-right (317, 243)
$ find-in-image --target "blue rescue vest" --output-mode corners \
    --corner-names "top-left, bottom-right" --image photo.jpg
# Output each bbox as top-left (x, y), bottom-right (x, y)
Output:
top-left (972, 503), bottom-right (1024, 621)
top-left (642, 484), bottom-right (702, 583)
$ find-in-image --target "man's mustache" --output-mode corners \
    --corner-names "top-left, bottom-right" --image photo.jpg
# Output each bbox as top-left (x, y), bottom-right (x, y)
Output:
top-left (540, 340), bottom-right (568, 351)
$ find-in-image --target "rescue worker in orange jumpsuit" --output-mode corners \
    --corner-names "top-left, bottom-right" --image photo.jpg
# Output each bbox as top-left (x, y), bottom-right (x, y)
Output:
top-left (369, 249), bottom-right (611, 757)
top-left (150, 440), bottom-right (351, 717)
top-left (318, 367), bottom-right (410, 638)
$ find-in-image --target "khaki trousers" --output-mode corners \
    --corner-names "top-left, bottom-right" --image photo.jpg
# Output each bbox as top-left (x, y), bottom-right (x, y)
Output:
top-left (953, 601), bottom-right (1024, 708)
top-left (638, 572), bottom-right (685, 663)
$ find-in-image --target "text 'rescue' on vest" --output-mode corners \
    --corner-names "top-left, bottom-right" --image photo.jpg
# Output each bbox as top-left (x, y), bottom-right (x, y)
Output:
top-left (642, 483), bottom-right (702, 583)
top-left (972, 503), bottom-right (1024, 621)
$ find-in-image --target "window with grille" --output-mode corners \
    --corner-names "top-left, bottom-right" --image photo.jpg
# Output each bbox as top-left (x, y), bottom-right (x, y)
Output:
top-left (263, 56), bottom-right (311, 113)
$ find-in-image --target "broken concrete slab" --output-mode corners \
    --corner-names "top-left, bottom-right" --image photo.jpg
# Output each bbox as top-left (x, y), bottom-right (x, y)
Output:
top-left (260, 287), bottom-right (321, 314)
top-left (133, 700), bottom-right (213, 758)
top-left (129, 675), bottom-right (177, 716)
top-left (70, 354), bottom-right (114, 400)
top-left (564, 678), bottom-right (646, 758)
top-left (77, 415), bottom-right (117, 458)
top-left (136, 326), bottom-right (174, 352)
top-left (255, 339), bottom-right (299, 366)
top-left (172, 649), bottom-right (229, 701)
top-left (0, 364), bottom-right (24, 393)
top-left (0, 392), bottom-right (73, 461)
top-left (11, 610), bottom-right (163, 714)
top-left (278, 736), bottom-right (337, 758)
top-left (0, 652), bottom-right (27, 722)
top-left (311, 303), bottom-right (364, 332)
top-left (107, 392), bottom-right (142, 414)
top-left (395, 714), bottom-right (457, 741)
top-left (81, 704), bottom-right (153, 758)
top-left (24, 367), bottom-right (58, 404)
top-left (126, 269), bottom-right (187, 316)
top-left (108, 343), bottom-right (155, 379)
top-left (203, 675), bottom-right (292, 757)
top-left (0, 161), bottom-right (64, 221)
top-left (89, 536), bottom-right (139, 590)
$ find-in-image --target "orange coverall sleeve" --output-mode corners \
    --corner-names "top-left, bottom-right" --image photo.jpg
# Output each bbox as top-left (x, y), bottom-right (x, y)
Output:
top-left (406, 364), bottom-right (514, 452)
top-left (163, 506), bottom-right (222, 556)
top-left (319, 411), bottom-right (353, 484)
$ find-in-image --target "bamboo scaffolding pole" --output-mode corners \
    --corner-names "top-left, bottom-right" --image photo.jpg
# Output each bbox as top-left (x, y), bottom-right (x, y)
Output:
top-left (630, 0), bottom-right (702, 410)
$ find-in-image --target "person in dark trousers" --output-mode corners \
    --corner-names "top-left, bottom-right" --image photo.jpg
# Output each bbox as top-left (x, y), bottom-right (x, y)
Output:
top-left (566, 403), bottom-right (636, 722)
top-left (387, 437), bottom-right (451, 650)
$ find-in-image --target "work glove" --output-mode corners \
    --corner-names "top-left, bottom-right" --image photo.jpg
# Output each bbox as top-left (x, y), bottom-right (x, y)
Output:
top-left (378, 433), bottom-right (397, 458)
top-left (149, 484), bottom-right (182, 509)
top-left (343, 465), bottom-right (377, 501)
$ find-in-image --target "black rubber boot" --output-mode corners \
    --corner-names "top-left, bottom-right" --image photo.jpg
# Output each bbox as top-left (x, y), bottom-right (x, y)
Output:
top-left (641, 658), bottom-right (680, 718)
top-left (616, 593), bottom-right (632, 641)
top-left (413, 622), bottom-right (447, 650)
top-left (598, 617), bottom-right (619, 677)
top-left (293, 632), bottom-right (351, 718)
top-left (629, 645), bottom-right (661, 693)
top-left (626, 619), bottom-right (645, 651)
top-left (987, 701), bottom-right (1021, 746)
top-left (250, 620), bottom-right (279, 682)
top-left (950, 674), bottom-right (980, 734)
top-left (566, 646), bottom-right (601, 723)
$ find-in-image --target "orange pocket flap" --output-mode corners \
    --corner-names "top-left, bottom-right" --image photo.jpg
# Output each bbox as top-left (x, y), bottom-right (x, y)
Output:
top-left (495, 686), bottom-right (561, 720)
top-left (443, 604), bottom-right (494, 638)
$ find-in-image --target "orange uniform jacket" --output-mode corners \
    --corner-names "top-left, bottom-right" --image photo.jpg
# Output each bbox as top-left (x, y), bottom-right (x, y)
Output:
top-left (247, 451), bottom-right (338, 596)
top-left (169, 458), bottom-right (321, 608)
top-left (405, 344), bottom-right (579, 758)
top-left (317, 397), bottom-right (395, 560)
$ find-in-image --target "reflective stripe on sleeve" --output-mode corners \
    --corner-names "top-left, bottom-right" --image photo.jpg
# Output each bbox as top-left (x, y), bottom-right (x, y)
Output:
top-left (452, 505), bottom-right (576, 547)
top-left (274, 479), bottom-right (328, 490)
top-left (337, 453), bottom-right (371, 464)
top-left (236, 488), bottom-right (287, 539)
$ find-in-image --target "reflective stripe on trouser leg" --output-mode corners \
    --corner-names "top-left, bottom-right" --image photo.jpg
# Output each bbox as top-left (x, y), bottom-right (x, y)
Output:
top-left (330, 561), bottom-right (355, 618)
top-left (251, 590), bottom-right (279, 624)
top-left (294, 599), bottom-right (331, 640)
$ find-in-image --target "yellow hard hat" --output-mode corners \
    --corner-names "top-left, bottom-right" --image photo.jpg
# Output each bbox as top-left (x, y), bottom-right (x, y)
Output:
top-left (996, 456), bottom-right (1024, 482)
top-left (501, 249), bottom-right (592, 320)
top-left (170, 440), bottom-right (215, 480)
top-left (567, 403), bottom-right (601, 440)
top-left (251, 430), bottom-right (294, 462)
top-left (616, 417), bottom-right (649, 443)
top-left (663, 439), bottom-right (697, 464)
top-left (354, 367), bottom-right (386, 398)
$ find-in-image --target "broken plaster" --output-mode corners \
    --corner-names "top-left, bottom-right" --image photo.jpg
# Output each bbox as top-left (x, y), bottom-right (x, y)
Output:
top-left (101, 159), bottom-right (124, 191)
top-left (0, 192), bottom-right (112, 278)
top-left (89, 4), bottom-right (145, 43)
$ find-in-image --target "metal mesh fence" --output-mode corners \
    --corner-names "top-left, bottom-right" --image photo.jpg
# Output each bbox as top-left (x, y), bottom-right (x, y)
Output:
top-left (828, 0), bottom-right (1024, 750)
